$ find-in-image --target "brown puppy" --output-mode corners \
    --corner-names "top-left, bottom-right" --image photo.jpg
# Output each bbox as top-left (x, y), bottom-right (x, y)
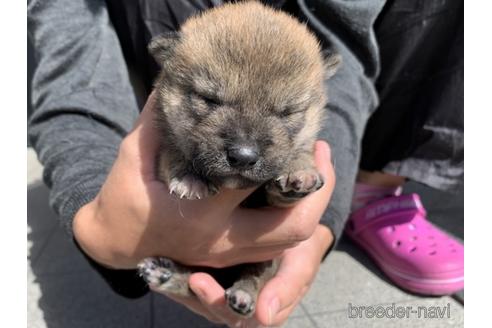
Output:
top-left (138, 1), bottom-right (340, 317)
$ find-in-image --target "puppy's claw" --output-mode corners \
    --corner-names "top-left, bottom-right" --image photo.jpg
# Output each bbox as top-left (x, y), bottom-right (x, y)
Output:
top-left (168, 175), bottom-right (217, 200)
top-left (276, 169), bottom-right (323, 193)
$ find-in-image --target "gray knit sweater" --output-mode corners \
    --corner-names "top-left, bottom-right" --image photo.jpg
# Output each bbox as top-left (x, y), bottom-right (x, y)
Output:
top-left (27, 0), bottom-right (384, 243)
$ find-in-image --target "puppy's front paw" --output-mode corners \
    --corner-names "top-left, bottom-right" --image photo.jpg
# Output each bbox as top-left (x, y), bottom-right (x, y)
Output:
top-left (267, 169), bottom-right (324, 206)
top-left (168, 175), bottom-right (218, 200)
top-left (274, 169), bottom-right (324, 195)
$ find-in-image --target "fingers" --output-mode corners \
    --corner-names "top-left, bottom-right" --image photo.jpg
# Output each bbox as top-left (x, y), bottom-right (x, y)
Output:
top-left (255, 271), bottom-right (306, 325)
top-left (177, 187), bottom-right (258, 220)
top-left (189, 273), bottom-right (247, 327)
top-left (189, 273), bottom-right (226, 307)
top-left (206, 187), bottom-right (257, 217)
top-left (192, 247), bottom-right (288, 269)
top-left (255, 225), bottom-right (332, 326)
top-left (255, 254), bottom-right (315, 326)
top-left (229, 141), bottom-right (335, 246)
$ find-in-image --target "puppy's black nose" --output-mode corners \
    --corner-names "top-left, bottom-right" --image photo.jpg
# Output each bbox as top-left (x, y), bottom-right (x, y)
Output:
top-left (227, 145), bottom-right (259, 169)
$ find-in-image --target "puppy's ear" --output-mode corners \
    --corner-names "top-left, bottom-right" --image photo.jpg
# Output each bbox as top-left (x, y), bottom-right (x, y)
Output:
top-left (148, 32), bottom-right (181, 65)
top-left (323, 53), bottom-right (342, 79)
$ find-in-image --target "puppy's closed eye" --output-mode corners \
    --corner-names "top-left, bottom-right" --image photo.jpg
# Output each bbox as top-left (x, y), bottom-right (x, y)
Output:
top-left (196, 93), bottom-right (221, 107)
top-left (278, 106), bottom-right (307, 117)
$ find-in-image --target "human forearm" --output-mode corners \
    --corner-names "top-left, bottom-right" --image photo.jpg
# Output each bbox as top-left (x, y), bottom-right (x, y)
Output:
top-left (28, 0), bottom-right (140, 233)
top-left (29, 113), bottom-right (123, 233)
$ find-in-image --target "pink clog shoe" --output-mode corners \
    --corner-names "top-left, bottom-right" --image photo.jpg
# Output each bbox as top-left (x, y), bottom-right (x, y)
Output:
top-left (345, 193), bottom-right (464, 295)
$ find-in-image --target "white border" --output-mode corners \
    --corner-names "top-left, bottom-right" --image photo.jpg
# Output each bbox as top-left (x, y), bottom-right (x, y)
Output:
top-left (0, 1), bottom-right (27, 326)
top-left (465, 1), bottom-right (491, 327)
top-left (6, 1), bottom-right (477, 327)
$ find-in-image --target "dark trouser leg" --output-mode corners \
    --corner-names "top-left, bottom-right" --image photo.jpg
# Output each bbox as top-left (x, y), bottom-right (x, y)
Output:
top-left (360, 0), bottom-right (463, 192)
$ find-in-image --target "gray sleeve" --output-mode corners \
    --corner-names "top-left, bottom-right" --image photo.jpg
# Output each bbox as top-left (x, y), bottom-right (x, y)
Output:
top-left (297, 0), bottom-right (386, 242)
top-left (28, 0), bottom-right (139, 234)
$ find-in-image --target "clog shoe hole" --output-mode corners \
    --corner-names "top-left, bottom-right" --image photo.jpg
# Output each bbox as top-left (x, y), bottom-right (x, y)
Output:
top-left (449, 241), bottom-right (458, 253)
top-left (386, 226), bottom-right (396, 234)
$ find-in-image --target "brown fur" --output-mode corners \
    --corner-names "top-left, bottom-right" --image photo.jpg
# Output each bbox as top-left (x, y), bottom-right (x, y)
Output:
top-left (139, 1), bottom-right (340, 317)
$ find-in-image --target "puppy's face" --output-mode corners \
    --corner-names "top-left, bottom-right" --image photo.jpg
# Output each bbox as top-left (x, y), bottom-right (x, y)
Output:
top-left (152, 3), bottom-right (338, 188)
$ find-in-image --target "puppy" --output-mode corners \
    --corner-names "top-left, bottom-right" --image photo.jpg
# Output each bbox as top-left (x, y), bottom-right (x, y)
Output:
top-left (138, 1), bottom-right (340, 317)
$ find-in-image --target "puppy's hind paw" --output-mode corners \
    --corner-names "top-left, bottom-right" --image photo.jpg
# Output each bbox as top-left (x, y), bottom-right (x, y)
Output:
top-left (138, 257), bottom-right (193, 296)
top-left (225, 287), bottom-right (255, 317)
top-left (168, 174), bottom-right (218, 200)
top-left (137, 257), bottom-right (176, 288)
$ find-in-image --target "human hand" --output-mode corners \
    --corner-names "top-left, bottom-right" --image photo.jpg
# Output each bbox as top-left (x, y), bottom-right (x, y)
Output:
top-left (160, 224), bottom-right (334, 328)
top-left (73, 92), bottom-right (335, 270)
top-left (254, 224), bottom-right (333, 326)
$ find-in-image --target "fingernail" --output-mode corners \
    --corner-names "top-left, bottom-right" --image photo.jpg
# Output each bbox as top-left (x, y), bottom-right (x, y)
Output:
top-left (268, 297), bottom-right (280, 325)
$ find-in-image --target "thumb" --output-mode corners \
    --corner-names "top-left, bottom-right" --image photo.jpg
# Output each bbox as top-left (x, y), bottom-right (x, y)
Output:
top-left (255, 256), bottom-right (312, 326)
top-left (314, 139), bottom-right (335, 197)
top-left (121, 91), bottom-right (161, 177)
